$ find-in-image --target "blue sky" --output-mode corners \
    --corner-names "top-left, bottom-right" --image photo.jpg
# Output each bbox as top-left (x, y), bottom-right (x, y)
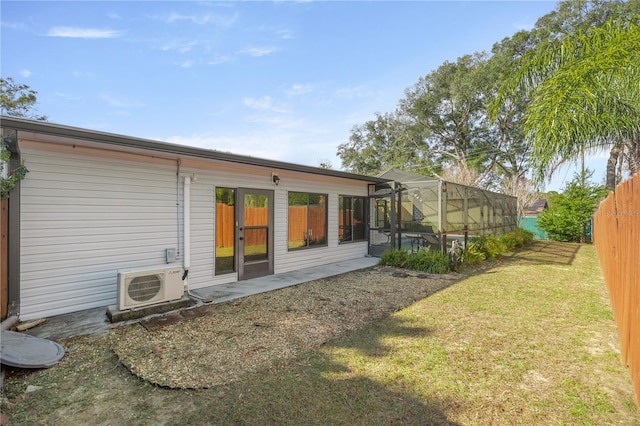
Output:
top-left (1, 1), bottom-right (602, 191)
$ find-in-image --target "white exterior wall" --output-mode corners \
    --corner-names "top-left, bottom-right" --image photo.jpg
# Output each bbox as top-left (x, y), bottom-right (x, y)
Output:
top-left (184, 166), bottom-right (279, 288)
top-left (19, 143), bottom-right (181, 320)
top-left (17, 140), bottom-right (371, 319)
top-left (182, 162), bottom-right (369, 289)
top-left (271, 177), bottom-right (368, 275)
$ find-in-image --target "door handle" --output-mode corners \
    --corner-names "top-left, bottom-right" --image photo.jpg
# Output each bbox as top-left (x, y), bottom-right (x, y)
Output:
top-left (239, 237), bottom-right (244, 240)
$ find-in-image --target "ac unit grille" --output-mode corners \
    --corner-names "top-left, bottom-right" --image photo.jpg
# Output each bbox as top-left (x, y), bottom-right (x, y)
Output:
top-left (128, 274), bottom-right (162, 302)
top-left (118, 265), bottom-right (184, 311)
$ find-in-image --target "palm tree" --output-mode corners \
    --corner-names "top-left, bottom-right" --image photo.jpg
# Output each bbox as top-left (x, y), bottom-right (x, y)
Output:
top-left (491, 17), bottom-right (640, 189)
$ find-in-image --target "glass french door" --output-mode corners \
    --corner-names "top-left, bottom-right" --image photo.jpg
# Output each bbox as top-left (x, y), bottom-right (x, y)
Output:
top-left (237, 188), bottom-right (274, 280)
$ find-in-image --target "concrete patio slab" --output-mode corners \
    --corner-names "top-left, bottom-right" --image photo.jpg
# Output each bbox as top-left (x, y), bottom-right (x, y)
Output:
top-left (21, 256), bottom-right (379, 341)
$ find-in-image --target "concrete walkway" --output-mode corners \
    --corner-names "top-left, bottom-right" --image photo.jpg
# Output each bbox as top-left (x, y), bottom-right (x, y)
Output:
top-left (23, 256), bottom-right (379, 341)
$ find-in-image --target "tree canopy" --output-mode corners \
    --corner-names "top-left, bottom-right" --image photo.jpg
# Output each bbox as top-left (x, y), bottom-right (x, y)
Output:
top-left (338, 0), bottom-right (640, 196)
top-left (1, 77), bottom-right (45, 198)
top-left (337, 50), bottom-right (528, 189)
top-left (491, 16), bottom-right (640, 188)
top-left (1, 77), bottom-right (47, 121)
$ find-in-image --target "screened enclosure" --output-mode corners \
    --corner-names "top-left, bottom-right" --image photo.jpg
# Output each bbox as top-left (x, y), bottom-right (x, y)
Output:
top-left (368, 169), bottom-right (518, 256)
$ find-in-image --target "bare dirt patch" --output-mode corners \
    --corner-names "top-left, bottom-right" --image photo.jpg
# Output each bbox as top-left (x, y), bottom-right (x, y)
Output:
top-left (109, 268), bottom-right (459, 388)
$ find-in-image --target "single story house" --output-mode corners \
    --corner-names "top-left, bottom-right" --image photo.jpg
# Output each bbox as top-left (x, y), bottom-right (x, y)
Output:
top-left (1, 116), bottom-right (389, 321)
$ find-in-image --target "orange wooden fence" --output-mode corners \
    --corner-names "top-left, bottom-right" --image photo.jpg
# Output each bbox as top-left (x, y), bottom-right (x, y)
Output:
top-left (216, 204), bottom-right (236, 248)
top-left (593, 171), bottom-right (640, 406)
top-left (289, 206), bottom-right (326, 243)
top-left (215, 205), bottom-right (326, 247)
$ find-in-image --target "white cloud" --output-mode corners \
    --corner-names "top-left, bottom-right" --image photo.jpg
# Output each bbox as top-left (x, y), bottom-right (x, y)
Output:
top-left (163, 12), bottom-right (238, 27)
top-left (159, 115), bottom-right (345, 169)
top-left (1, 21), bottom-right (26, 30)
top-left (208, 55), bottom-right (232, 65)
top-left (47, 27), bottom-right (124, 39)
top-left (159, 40), bottom-right (198, 53)
top-left (166, 12), bottom-right (209, 25)
top-left (180, 60), bottom-right (195, 68)
top-left (244, 96), bottom-right (273, 110)
top-left (164, 134), bottom-right (290, 161)
top-left (336, 85), bottom-right (378, 99)
top-left (20, 69), bottom-right (32, 78)
top-left (239, 46), bottom-right (278, 57)
top-left (276, 29), bottom-right (294, 40)
top-left (243, 96), bottom-right (291, 114)
top-left (286, 84), bottom-right (313, 96)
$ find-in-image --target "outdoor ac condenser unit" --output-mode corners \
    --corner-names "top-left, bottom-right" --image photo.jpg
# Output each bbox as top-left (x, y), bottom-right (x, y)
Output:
top-left (117, 265), bottom-right (184, 311)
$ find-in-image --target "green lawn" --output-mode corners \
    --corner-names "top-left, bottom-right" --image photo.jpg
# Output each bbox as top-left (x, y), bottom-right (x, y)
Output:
top-left (200, 241), bottom-right (637, 425)
top-left (316, 241), bottom-right (636, 424)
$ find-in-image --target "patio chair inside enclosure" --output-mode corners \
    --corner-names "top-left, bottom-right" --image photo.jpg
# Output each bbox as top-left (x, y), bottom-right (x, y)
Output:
top-left (373, 230), bottom-right (391, 245)
top-left (404, 225), bottom-right (441, 252)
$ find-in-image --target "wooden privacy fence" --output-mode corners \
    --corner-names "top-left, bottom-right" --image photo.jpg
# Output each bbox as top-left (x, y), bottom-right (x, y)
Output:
top-left (216, 204), bottom-right (236, 248)
top-left (215, 205), bottom-right (326, 247)
top-left (216, 206), bottom-right (271, 247)
top-left (288, 206), bottom-right (326, 243)
top-left (593, 171), bottom-right (640, 406)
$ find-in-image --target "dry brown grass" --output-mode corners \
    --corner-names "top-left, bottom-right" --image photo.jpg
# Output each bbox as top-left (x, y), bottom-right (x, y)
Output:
top-left (109, 269), bottom-right (458, 388)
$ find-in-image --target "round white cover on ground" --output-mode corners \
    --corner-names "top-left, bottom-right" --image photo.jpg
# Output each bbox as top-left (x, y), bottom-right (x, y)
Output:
top-left (0, 330), bottom-right (65, 368)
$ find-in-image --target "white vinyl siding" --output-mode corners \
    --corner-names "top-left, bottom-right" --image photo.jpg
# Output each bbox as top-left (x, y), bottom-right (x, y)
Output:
top-left (19, 146), bottom-right (180, 320)
top-left (186, 179), bottom-right (215, 286)
top-left (17, 141), bottom-right (372, 318)
top-left (186, 171), bottom-right (369, 285)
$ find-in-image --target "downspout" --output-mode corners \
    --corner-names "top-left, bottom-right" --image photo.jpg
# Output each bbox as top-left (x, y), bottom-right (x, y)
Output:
top-left (183, 175), bottom-right (191, 275)
top-left (182, 175), bottom-right (207, 301)
top-left (176, 159), bottom-right (181, 258)
top-left (6, 130), bottom-right (21, 318)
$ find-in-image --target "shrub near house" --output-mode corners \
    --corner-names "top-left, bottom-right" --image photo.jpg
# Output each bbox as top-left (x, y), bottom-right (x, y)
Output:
top-left (379, 228), bottom-right (534, 272)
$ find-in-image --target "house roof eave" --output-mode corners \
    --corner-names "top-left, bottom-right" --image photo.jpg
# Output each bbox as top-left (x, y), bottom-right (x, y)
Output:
top-left (1, 115), bottom-right (390, 184)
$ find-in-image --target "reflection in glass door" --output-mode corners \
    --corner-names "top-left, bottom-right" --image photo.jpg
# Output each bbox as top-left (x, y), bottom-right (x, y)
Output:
top-left (215, 188), bottom-right (236, 275)
top-left (237, 188), bottom-right (274, 280)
